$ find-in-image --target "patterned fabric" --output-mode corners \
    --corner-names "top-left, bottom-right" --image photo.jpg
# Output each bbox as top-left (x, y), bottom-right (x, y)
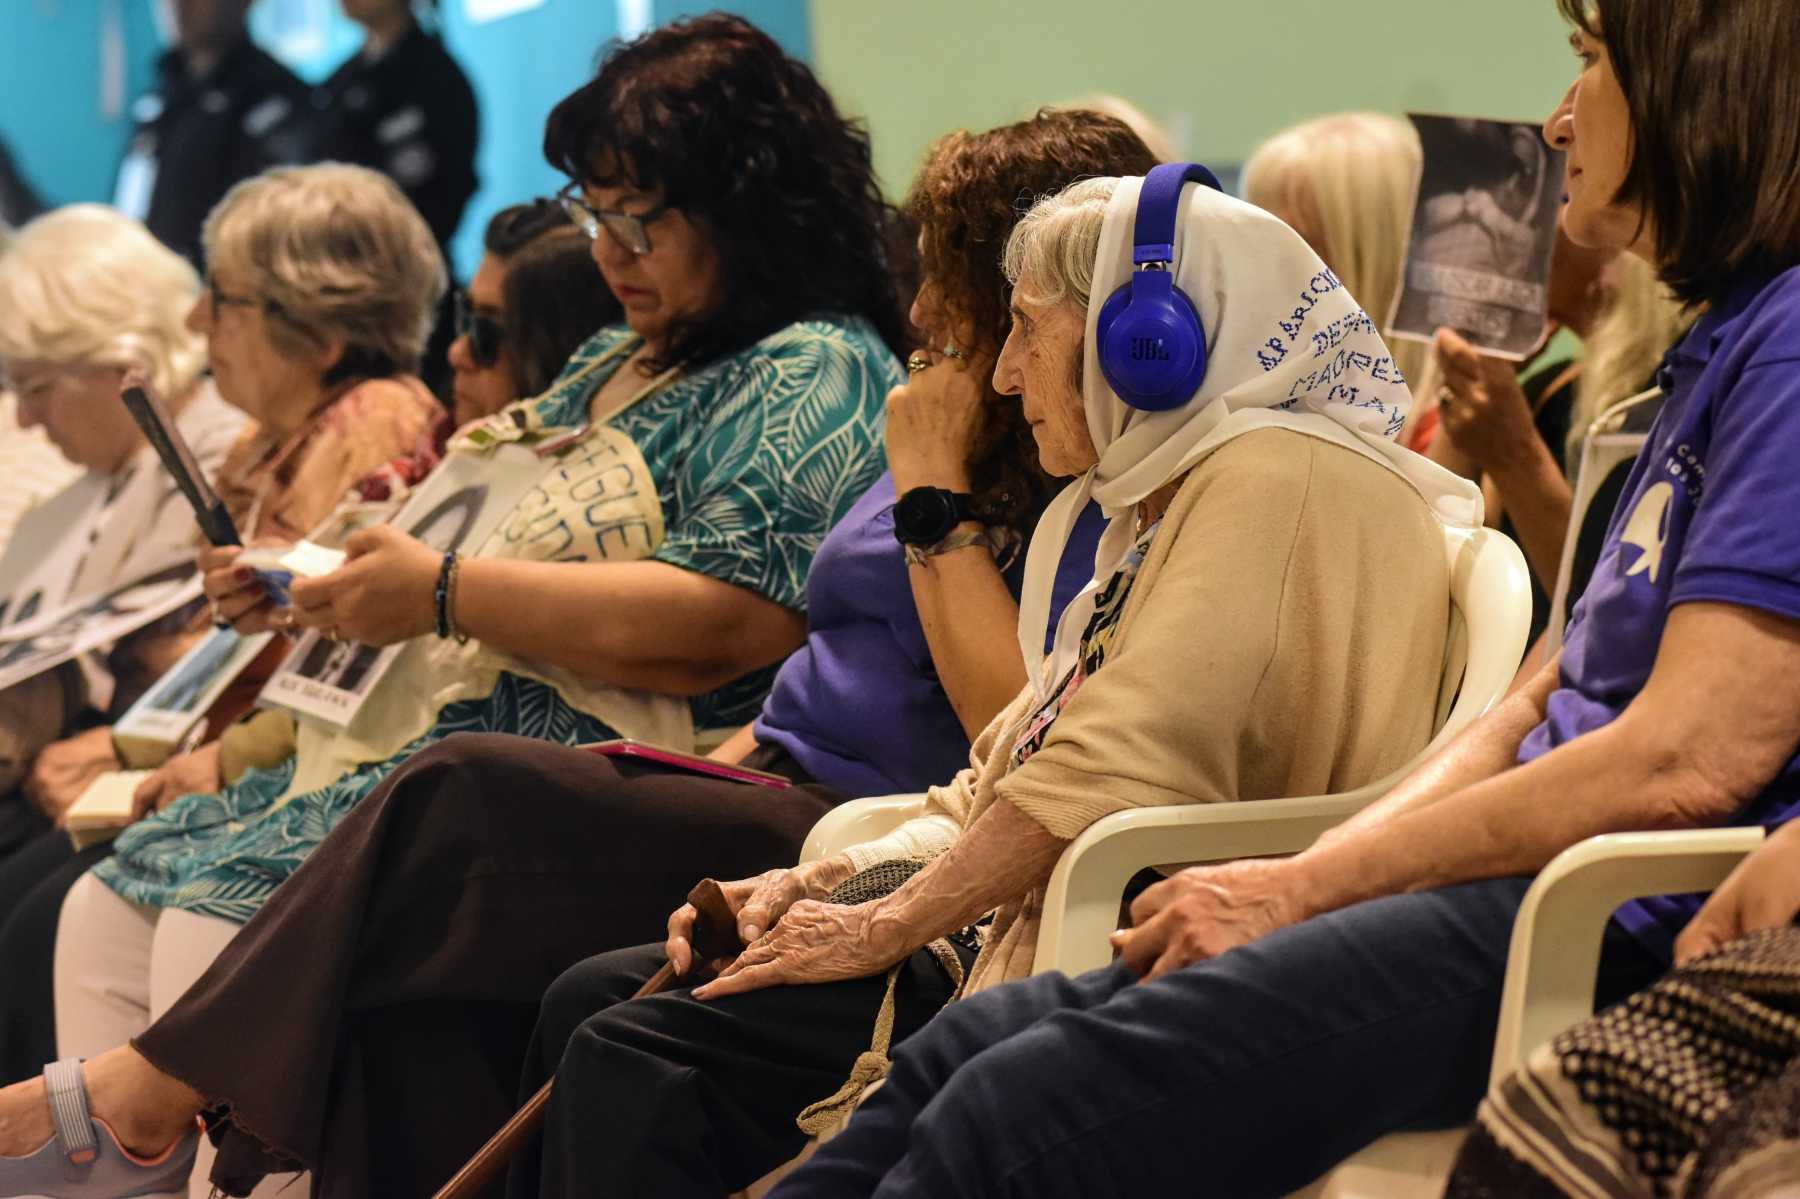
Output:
top-left (1007, 521), bottom-right (1158, 770)
top-left (0, 391), bottom-right (79, 561)
top-left (1448, 926), bottom-right (1800, 1199)
top-left (517, 318), bottom-right (897, 727)
top-left (213, 375), bottom-right (448, 543)
top-left (100, 674), bottom-right (620, 922)
top-left (95, 316), bottom-right (896, 919)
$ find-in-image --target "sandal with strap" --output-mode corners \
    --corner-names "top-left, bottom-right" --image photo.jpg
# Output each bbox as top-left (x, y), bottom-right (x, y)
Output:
top-left (0, 1059), bottom-right (198, 1198)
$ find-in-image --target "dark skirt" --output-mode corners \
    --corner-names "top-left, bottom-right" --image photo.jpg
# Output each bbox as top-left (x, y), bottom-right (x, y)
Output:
top-left (128, 731), bottom-right (844, 1199)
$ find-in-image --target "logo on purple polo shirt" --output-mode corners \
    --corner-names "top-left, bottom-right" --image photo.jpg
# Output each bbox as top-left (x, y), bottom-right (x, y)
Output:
top-left (1619, 481), bottom-right (1675, 583)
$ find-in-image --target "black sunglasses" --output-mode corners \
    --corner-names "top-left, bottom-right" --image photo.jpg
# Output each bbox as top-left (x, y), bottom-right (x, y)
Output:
top-left (454, 290), bottom-right (505, 368)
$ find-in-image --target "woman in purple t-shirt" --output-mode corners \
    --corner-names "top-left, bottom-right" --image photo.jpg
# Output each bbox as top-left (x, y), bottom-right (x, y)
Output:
top-left (0, 111), bottom-right (1157, 1197)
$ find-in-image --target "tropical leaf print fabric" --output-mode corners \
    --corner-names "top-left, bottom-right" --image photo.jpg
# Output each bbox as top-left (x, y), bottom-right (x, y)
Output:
top-left (530, 317), bottom-right (898, 727)
top-left (98, 674), bottom-right (619, 922)
top-left (94, 315), bottom-right (898, 920)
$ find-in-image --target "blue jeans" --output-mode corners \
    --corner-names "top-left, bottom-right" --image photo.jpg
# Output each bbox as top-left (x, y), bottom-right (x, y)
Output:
top-left (771, 877), bottom-right (1666, 1199)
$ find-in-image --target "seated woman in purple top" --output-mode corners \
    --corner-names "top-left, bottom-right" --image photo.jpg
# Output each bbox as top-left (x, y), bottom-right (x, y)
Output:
top-left (752, 471), bottom-right (1097, 798)
top-left (0, 109), bottom-right (1156, 1198)
top-left (768, 2), bottom-right (1800, 1196)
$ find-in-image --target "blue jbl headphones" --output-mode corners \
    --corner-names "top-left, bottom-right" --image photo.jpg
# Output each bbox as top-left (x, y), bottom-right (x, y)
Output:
top-left (1094, 162), bottom-right (1222, 411)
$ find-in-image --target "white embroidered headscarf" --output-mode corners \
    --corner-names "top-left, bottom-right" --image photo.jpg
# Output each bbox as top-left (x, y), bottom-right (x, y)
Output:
top-left (1016, 174), bottom-right (1484, 697)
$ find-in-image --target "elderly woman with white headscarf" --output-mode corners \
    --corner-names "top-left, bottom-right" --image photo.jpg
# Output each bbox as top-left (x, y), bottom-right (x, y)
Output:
top-left (498, 165), bottom-right (1478, 1198)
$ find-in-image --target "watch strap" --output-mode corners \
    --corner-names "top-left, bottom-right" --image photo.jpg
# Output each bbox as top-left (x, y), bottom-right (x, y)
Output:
top-left (903, 526), bottom-right (1001, 567)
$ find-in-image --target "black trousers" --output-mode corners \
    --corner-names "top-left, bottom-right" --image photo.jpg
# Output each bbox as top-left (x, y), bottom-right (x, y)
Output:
top-left (128, 732), bottom-right (844, 1199)
top-left (0, 823), bottom-right (105, 1084)
top-left (0, 790), bottom-right (46, 864)
top-left (509, 940), bottom-right (972, 1199)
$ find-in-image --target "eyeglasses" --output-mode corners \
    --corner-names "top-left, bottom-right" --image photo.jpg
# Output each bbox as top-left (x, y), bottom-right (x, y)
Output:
top-left (556, 183), bottom-right (670, 255)
top-left (206, 275), bottom-right (265, 313)
top-left (454, 290), bottom-right (506, 367)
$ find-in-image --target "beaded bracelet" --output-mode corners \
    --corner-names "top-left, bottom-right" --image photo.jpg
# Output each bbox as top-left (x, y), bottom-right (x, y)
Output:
top-left (434, 551), bottom-right (464, 642)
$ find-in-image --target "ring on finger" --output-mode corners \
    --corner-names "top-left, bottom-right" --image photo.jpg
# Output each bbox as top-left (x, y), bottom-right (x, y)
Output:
top-left (906, 350), bottom-right (931, 374)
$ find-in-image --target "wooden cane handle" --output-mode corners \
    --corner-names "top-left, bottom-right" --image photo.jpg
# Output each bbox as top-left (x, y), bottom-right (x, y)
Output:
top-left (686, 878), bottom-right (742, 961)
top-left (432, 886), bottom-right (743, 1198)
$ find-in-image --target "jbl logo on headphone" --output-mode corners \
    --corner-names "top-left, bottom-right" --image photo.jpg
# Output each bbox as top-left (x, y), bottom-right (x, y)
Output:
top-left (1130, 337), bottom-right (1170, 362)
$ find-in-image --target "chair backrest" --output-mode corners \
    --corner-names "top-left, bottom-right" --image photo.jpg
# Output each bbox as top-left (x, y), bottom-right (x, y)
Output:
top-left (803, 523), bottom-right (1532, 867)
top-left (1422, 524), bottom-right (1533, 756)
top-left (1545, 387), bottom-right (1661, 653)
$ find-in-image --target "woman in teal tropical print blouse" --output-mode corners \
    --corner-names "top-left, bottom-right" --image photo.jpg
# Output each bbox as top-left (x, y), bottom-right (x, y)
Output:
top-left (23, 15), bottom-right (907, 1141)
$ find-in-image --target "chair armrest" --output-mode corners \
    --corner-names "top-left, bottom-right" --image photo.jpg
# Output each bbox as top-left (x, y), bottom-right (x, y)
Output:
top-left (1489, 826), bottom-right (1766, 1079)
top-left (1031, 787), bottom-right (1385, 976)
top-left (797, 794), bottom-right (926, 864)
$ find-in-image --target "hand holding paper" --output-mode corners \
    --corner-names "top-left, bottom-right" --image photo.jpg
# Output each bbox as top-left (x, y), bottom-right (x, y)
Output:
top-left (289, 525), bottom-right (440, 647)
top-left (1431, 327), bottom-right (1542, 471)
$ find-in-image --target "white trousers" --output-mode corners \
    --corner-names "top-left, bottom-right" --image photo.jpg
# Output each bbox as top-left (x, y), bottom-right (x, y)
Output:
top-left (55, 874), bottom-right (310, 1199)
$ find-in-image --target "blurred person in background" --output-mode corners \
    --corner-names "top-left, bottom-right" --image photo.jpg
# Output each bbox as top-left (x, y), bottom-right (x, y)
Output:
top-left (295, 0), bottom-right (480, 394)
top-left (116, 0), bottom-right (307, 266)
top-left (1243, 111), bottom-right (1430, 446)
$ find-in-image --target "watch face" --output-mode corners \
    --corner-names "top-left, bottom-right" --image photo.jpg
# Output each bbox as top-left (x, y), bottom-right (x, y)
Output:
top-left (894, 487), bottom-right (958, 546)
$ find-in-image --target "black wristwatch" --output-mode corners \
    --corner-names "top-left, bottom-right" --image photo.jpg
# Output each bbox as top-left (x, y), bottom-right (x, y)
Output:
top-left (892, 486), bottom-right (979, 546)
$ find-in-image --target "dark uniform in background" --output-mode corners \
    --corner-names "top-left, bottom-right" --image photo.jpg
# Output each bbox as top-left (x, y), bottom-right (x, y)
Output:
top-left (0, 137), bottom-right (45, 229)
top-left (301, 19), bottom-right (479, 397)
top-left (114, 36), bottom-right (308, 266)
top-left (303, 19), bottom-right (478, 251)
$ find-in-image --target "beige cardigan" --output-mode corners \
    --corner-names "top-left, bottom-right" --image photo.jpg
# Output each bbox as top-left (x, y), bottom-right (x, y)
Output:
top-left (847, 427), bottom-right (1450, 993)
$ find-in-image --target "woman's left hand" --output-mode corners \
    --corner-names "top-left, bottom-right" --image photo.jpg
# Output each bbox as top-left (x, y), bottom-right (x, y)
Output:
top-left (288, 525), bottom-right (441, 646)
top-left (692, 898), bottom-right (912, 1000)
top-left (1110, 857), bottom-right (1305, 982)
top-left (885, 351), bottom-right (992, 495)
top-left (24, 726), bottom-right (120, 825)
top-left (1432, 328), bottom-right (1541, 474)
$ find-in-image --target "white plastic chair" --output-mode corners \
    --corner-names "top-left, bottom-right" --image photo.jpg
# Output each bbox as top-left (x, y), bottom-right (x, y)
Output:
top-left (802, 523), bottom-right (1533, 980)
top-left (1289, 826), bottom-right (1767, 1198)
top-left (1544, 387), bottom-right (1660, 653)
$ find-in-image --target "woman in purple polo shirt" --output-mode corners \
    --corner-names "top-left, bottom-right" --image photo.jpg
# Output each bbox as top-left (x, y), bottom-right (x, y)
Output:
top-left (767, 0), bottom-right (1800, 1196)
top-left (0, 110), bottom-right (1153, 1198)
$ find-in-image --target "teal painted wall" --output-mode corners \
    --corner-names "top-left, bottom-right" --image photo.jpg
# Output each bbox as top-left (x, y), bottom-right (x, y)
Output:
top-left (0, 1), bottom-right (163, 209)
top-left (809, 0), bottom-right (1584, 199)
top-left (0, 0), bottom-right (807, 276)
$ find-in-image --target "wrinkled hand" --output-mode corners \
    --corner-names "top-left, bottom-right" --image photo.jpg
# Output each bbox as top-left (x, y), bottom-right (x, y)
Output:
top-left (1111, 858), bottom-right (1303, 982)
top-left (131, 741), bottom-right (223, 820)
top-left (1432, 328), bottom-right (1541, 474)
top-left (289, 526), bottom-right (439, 646)
top-left (885, 352), bottom-right (993, 495)
top-left (693, 896), bottom-right (911, 1000)
top-left (24, 726), bottom-right (120, 825)
top-left (663, 860), bottom-right (854, 978)
top-left (200, 544), bottom-right (287, 635)
top-left (1675, 822), bottom-right (1800, 966)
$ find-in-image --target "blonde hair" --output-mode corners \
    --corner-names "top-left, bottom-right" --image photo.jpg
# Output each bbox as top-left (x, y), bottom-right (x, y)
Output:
top-left (1048, 95), bottom-right (1178, 163)
top-left (1568, 255), bottom-right (1692, 458)
top-left (203, 163), bottom-right (446, 378)
top-left (0, 204), bottom-right (206, 401)
top-left (1002, 176), bottom-right (1118, 310)
top-left (1242, 112), bottom-right (1427, 398)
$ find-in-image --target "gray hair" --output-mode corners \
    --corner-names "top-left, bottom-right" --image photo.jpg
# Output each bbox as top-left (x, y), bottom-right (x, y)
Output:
top-left (203, 163), bottom-right (446, 377)
top-left (1001, 176), bottom-right (1119, 312)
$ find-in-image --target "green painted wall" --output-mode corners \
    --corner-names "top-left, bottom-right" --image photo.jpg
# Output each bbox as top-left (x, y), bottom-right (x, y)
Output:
top-left (810, 0), bottom-right (1581, 197)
